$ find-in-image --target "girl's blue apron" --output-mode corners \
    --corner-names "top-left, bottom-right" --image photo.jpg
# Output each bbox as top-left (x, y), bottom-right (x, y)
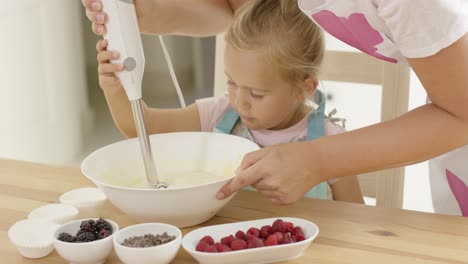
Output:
top-left (213, 91), bottom-right (328, 199)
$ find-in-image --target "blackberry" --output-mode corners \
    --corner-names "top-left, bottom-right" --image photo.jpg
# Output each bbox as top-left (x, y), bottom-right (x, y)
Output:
top-left (76, 229), bottom-right (98, 239)
top-left (96, 218), bottom-right (112, 233)
top-left (58, 232), bottom-right (76, 243)
top-left (76, 229), bottom-right (85, 237)
top-left (76, 231), bottom-right (97, 242)
top-left (79, 219), bottom-right (98, 233)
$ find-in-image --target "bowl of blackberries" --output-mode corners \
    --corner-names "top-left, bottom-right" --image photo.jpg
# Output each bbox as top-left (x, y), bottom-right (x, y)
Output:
top-left (53, 218), bottom-right (119, 264)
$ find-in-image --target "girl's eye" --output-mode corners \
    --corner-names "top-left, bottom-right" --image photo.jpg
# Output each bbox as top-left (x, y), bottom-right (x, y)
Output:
top-left (227, 80), bottom-right (237, 87)
top-left (250, 90), bottom-right (264, 99)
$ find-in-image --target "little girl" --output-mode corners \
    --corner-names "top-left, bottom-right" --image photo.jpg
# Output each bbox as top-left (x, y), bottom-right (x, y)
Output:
top-left (95, 0), bottom-right (363, 203)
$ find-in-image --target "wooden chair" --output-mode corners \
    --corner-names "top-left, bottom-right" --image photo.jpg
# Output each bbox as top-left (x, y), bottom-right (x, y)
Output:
top-left (213, 35), bottom-right (410, 208)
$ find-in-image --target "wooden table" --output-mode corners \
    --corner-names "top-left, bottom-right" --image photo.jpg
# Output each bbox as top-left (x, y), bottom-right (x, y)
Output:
top-left (1, 158), bottom-right (468, 263)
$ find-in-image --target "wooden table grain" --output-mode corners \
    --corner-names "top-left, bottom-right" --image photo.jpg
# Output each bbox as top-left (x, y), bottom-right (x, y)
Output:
top-left (1, 158), bottom-right (468, 264)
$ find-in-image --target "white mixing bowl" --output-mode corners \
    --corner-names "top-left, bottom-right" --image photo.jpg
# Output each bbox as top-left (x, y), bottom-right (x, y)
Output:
top-left (81, 132), bottom-right (259, 227)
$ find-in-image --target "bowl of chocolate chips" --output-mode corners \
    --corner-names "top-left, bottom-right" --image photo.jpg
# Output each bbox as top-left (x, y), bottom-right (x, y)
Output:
top-left (53, 218), bottom-right (119, 264)
top-left (113, 222), bottom-right (182, 264)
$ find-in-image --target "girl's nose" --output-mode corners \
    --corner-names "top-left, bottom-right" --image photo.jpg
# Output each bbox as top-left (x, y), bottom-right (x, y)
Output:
top-left (236, 89), bottom-right (251, 110)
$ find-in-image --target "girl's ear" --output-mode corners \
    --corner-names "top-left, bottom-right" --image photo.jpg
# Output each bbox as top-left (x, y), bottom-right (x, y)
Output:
top-left (296, 76), bottom-right (318, 100)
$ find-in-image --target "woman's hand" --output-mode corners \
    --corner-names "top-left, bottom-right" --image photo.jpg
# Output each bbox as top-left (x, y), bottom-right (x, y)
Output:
top-left (81, 0), bottom-right (247, 36)
top-left (81, 0), bottom-right (107, 35)
top-left (96, 40), bottom-right (125, 93)
top-left (81, 0), bottom-right (147, 35)
top-left (216, 142), bottom-right (325, 204)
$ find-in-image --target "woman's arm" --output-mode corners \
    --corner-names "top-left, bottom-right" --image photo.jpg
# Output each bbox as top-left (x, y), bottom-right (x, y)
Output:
top-left (138, 0), bottom-right (235, 36)
top-left (82, 0), bottom-right (250, 36)
top-left (330, 176), bottom-right (364, 204)
top-left (217, 34), bottom-right (468, 204)
top-left (315, 33), bottom-right (468, 178)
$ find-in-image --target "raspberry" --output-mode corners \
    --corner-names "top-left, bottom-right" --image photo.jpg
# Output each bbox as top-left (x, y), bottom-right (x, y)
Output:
top-left (230, 238), bottom-right (247, 250)
top-left (260, 225), bottom-right (272, 238)
top-left (196, 241), bottom-right (210, 252)
top-left (279, 222), bottom-right (294, 232)
top-left (235, 230), bottom-right (245, 240)
top-left (264, 234), bottom-right (279, 246)
top-left (213, 242), bottom-right (223, 250)
top-left (291, 226), bottom-right (305, 241)
top-left (220, 235), bottom-right (235, 247)
top-left (245, 228), bottom-right (259, 240)
top-left (272, 231), bottom-right (284, 242)
top-left (57, 232), bottom-right (76, 243)
top-left (247, 237), bottom-right (264, 249)
top-left (271, 219), bottom-right (284, 232)
top-left (214, 242), bottom-right (232, 252)
top-left (293, 234), bottom-right (305, 241)
top-left (280, 232), bottom-right (293, 244)
top-left (200, 235), bottom-right (214, 245)
top-left (292, 226), bottom-right (304, 236)
top-left (247, 227), bottom-right (260, 238)
top-left (205, 245), bottom-right (218, 253)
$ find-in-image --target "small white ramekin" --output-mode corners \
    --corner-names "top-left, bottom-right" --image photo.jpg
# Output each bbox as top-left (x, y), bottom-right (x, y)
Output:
top-left (8, 219), bottom-right (60, 259)
top-left (53, 218), bottom-right (119, 264)
top-left (59, 187), bottom-right (107, 218)
top-left (28, 203), bottom-right (79, 225)
top-left (113, 223), bottom-right (182, 264)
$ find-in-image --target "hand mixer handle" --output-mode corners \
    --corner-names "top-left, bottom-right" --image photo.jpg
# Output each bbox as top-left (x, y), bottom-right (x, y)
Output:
top-left (102, 0), bottom-right (145, 101)
top-left (101, 0), bottom-right (163, 188)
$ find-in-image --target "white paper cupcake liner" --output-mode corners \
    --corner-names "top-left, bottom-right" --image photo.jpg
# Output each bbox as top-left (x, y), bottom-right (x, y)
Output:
top-left (59, 187), bottom-right (107, 218)
top-left (28, 204), bottom-right (79, 225)
top-left (72, 200), bottom-right (107, 218)
top-left (8, 219), bottom-right (60, 259)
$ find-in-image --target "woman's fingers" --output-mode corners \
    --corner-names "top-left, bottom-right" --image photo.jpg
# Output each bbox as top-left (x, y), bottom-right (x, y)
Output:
top-left (237, 148), bottom-right (269, 172)
top-left (82, 0), bottom-right (107, 35)
top-left (216, 161), bottom-right (264, 199)
top-left (217, 148), bottom-right (273, 200)
top-left (85, 10), bottom-right (105, 24)
top-left (96, 40), bottom-right (107, 52)
top-left (81, 0), bottom-right (102, 11)
top-left (92, 22), bottom-right (107, 35)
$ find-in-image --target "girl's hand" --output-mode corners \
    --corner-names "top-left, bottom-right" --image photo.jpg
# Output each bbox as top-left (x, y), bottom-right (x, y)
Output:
top-left (216, 142), bottom-right (325, 205)
top-left (96, 40), bottom-right (125, 93)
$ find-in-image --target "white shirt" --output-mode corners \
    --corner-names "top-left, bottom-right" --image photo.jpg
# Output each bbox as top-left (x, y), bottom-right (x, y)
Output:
top-left (298, 0), bottom-right (468, 63)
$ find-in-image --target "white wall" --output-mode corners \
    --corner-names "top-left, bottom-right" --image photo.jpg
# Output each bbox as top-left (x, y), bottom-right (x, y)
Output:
top-left (0, 0), bottom-right (92, 165)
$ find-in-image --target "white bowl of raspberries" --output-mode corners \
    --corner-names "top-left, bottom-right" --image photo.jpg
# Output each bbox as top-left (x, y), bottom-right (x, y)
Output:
top-left (53, 218), bottom-right (119, 264)
top-left (182, 217), bottom-right (319, 264)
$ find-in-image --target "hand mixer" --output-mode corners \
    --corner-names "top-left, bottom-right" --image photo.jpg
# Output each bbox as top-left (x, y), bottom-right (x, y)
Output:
top-left (101, 0), bottom-right (170, 189)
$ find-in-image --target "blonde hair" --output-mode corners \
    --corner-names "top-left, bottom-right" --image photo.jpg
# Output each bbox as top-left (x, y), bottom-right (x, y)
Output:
top-left (225, 0), bottom-right (325, 85)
